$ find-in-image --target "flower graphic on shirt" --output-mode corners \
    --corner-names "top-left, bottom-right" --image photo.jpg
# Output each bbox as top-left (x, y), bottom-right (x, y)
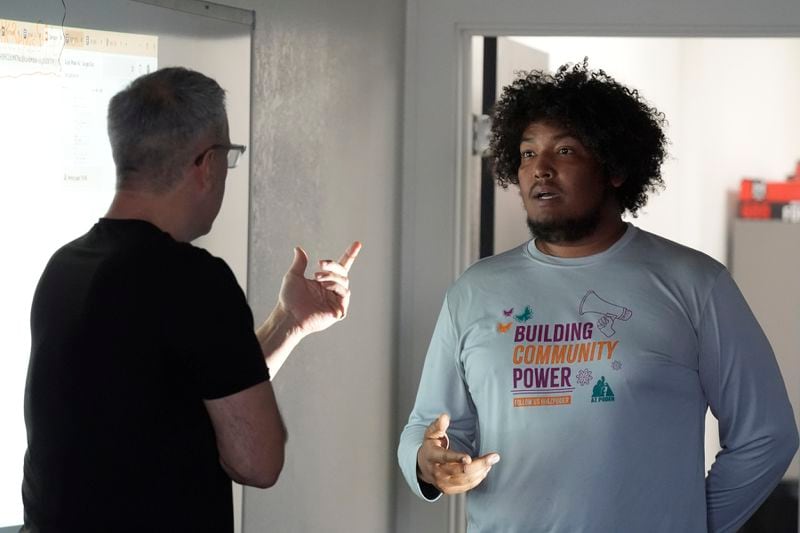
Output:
top-left (611, 360), bottom-right (622, 371)
top-left (576, 368), bottom-right (593, 386)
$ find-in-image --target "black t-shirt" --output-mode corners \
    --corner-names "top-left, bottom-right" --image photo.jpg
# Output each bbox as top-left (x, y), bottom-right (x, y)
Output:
top-left (22, 219), bottom-right (269, 532)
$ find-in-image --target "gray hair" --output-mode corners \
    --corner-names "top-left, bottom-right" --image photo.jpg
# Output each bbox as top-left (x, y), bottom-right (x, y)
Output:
top-left (107, 67), bottom-right (227, 191)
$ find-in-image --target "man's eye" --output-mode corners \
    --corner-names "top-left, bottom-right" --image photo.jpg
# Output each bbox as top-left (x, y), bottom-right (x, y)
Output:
top-left (520, 150), bottom-right (535, 159)
top-left (558, 147), bottom-right (573, 155)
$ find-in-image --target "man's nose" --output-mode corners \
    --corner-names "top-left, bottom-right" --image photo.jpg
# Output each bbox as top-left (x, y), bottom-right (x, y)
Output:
top-left (533, 154), bottom-right (554, 180)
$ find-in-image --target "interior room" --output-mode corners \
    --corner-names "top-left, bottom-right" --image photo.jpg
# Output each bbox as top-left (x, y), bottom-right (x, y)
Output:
top-left (1, 0), bottom-right (798, 532)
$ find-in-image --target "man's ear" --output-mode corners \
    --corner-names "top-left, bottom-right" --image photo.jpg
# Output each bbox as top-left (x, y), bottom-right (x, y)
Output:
top-left (191, 150), bottom-right (215, 192)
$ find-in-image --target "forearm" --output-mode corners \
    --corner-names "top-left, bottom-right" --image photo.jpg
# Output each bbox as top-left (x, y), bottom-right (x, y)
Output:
top-left (706, 419), bottom-right (798, 532)
top-left (256, 304), bottom-right (306, 379)
top-left (397, 295), bottom-right (478, 500)
top-left (398, 424), bottom-right (441, 501)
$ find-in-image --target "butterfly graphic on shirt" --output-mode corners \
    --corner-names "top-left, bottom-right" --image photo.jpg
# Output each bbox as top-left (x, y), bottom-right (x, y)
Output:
top-left (514, 305), bottom-right (533, 323)
top-left (497, 322), bottom-right (513, 333)
top-left (502, 308), bottom-right (514, 317)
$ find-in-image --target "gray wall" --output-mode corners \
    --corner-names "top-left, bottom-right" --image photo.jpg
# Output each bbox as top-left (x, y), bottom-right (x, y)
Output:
top-left (228, 1), bottom-right (406, 531)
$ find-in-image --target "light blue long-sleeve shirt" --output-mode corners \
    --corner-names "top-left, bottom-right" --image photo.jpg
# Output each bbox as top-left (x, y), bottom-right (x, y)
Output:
top-left (398, 224), bottom-right (798, 533)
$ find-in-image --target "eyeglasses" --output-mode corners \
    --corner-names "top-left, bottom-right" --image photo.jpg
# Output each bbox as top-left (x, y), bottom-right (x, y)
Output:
top-left (194, 143), bottom-right (247, 169)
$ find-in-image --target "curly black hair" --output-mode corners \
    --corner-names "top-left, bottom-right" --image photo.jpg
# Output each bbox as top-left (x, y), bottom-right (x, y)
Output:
top-left (489, 59), bottom-right (668, 216)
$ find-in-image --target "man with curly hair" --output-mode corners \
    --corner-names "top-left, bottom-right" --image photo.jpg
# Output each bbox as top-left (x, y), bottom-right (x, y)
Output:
top-left (398, 61), bottom-right (797, 532)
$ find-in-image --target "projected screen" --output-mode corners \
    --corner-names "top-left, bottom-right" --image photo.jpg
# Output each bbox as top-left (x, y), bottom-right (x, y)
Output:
top-left (0, 18), bottom-right (157, 526)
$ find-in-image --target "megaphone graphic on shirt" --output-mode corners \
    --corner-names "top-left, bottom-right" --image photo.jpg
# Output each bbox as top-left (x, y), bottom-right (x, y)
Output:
top-left (579, 290), bottom-right (632, 337)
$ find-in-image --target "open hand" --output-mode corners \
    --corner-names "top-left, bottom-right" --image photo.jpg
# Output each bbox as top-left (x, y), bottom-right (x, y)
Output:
top-left (278, 241), bottom-right (362, 335)
top-left (416, 413), bottom-right (500, 495)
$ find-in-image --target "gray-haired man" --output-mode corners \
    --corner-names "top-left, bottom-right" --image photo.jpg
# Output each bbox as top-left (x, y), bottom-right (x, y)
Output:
top-left (21, 67), bottom-right (360, 532)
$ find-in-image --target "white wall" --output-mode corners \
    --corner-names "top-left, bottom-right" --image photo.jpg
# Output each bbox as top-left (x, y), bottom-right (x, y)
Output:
top-left (678, 39), bottom-right (800, 261)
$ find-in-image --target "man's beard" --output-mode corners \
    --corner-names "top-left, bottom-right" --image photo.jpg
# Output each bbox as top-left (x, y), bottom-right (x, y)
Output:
top-left (526, 190), bottom-right (608, 244)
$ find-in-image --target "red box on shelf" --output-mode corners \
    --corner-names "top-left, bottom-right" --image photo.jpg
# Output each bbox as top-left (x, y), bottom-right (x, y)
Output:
top-left (737, 163), bottom-right (800, 222)
top-left (737, 161), bottom-right (800, 222)
top-left (739, 179), bottom-right (800, 203)
top-left (738, 200), bottom-right (800, 222)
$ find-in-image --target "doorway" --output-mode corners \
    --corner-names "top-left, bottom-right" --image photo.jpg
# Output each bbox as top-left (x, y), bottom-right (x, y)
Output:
top-left (466, 34), bottom-right (800, 533)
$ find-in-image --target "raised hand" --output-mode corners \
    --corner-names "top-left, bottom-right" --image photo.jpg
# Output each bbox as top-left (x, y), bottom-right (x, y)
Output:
top-left (278, 241), bottom-right (362, 336)
top-left (416, 413), bottom-right (500, 495)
